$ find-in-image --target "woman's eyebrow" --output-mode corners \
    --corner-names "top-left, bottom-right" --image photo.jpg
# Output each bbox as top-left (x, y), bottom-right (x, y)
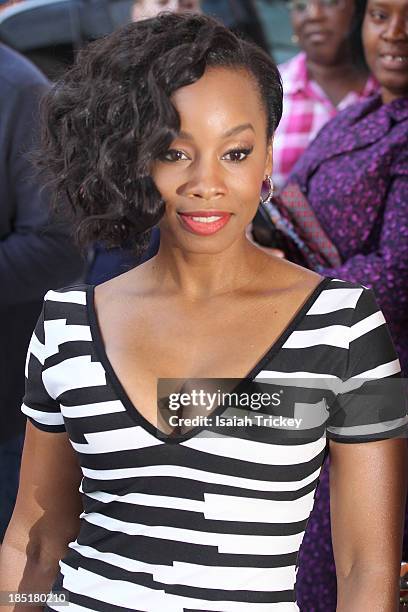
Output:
top-left (223, 123), bottom-right (255, 138)
top-left (178, 123), bottom-right (255, 141)
top-left (368, 0), bottom-right (393, 7)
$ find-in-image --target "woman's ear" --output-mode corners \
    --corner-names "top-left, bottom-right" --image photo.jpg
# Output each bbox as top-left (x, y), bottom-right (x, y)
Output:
top-left (265, 138), bottom-right (273, 177)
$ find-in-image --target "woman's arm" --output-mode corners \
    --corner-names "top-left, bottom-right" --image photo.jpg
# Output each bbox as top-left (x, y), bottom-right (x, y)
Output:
top-left (301, 172), bottom-right (408, 324)
top-left (0, 422), bottom-right (83, 612)
top-left (330, 437), bottom-right (408, 611)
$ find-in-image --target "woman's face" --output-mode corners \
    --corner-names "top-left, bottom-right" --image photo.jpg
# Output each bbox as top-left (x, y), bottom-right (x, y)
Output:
top-left (290, 0), bottom-right (356, 65)
top-left (150, 67), bottom-right (272, 255)
top-left (132, 0), bottom-right (201, 21)
top-left (362, 0), bottom-right (408, 102)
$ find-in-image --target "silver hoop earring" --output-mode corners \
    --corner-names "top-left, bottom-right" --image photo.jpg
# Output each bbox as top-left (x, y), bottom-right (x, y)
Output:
top-left (260, 176), bottom-right (274, 204)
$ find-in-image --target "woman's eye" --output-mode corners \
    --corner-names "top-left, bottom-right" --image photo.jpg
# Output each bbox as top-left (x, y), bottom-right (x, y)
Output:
top-left (370, 9), bottom-right (387, 20)
top-left (222, 148), bottom-right (253, 163)
top-left (160, 149), bottom-right (189, 162)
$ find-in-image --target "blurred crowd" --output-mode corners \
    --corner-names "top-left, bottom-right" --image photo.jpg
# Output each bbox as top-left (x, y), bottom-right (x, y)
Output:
top-left (0, 0), bottom-right (407, 610)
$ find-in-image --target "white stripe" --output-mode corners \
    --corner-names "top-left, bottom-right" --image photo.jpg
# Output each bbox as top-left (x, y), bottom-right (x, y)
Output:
top-left (47, 602), bottom-right (94, 612)
top-left (182, 432), bottom-right (326, 465)
top-left (157, 562), bottom-right (297, 593)
top-left (81, 512), bottom-right (305, 555)
top-left (349, 358), bottom-right (401, 380)
top-left (307, 288), bottom-right (363, 315)
top-left (42, 356), bottom-right (106, 398)
top-left (255, 370), bottom-right (340, 391)
top-left (255, 370), bottom-right (343, 394)
top-left (339, 359), bottom-right (402, 394)
top-left (44, 319), bottom-right (92, 358)
top-left (72, 426), bottom-right (163, 453)
top-left (60, 563), bottom-right (299, 611)
top-left (256, 370), bottom-right (339, 380)
top-left (203, 490), bottom-right (316, 523)
top-left (21, 403), bottom-right (64, 426)
top-left (283, 325), bottom-right (349, 349)
top-left (349, 311), bottom-right (386, 341)
top-left (46, 289), bottom-right (87, 305)
top-left (25, 332), bottom-right (45, 377)
top-left (60, 400), bottom-right (126, 418)
top-left (81, 463), bottom-right (322, 492)
top-left (328, 415), bottom-right (408, 437)
top-left (69, 542), bottom-right (297, 591)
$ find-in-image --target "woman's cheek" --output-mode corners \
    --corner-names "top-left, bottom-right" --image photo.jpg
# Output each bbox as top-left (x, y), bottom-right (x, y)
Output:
top-left (150, 166), bottom-right (178, 202)
top-left (230, 164), bottom-right (264, 199)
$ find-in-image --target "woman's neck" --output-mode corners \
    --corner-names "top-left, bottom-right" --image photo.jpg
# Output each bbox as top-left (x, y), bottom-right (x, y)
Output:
top-left (307, 58), bottom-right (369, 106)
top-left (141, 237), bottom-right (272, 301)
top-left (381, 87), bottom-right (408, 105)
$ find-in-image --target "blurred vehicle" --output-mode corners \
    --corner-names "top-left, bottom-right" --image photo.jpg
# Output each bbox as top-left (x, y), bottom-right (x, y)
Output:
top-left (0, 0), bottom-right (135, 77)
top-left (256, 0), bottom-right (297, 64)
top-left (0, 0), bottom-right (297, 79)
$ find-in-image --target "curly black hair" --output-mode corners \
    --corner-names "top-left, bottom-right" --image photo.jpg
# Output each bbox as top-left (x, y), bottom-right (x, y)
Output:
top-left (37, 12), bottom-right (283, 256)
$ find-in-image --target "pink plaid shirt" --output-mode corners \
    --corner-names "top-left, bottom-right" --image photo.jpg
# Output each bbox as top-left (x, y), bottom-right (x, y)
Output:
top-left (273, 52), bottom-right (378, 190)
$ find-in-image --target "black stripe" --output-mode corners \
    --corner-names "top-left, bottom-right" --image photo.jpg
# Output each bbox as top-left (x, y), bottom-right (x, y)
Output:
top-left (81, 472), bottom-right (320, 502)
top-left (75, 528), bottom-right (301, 568)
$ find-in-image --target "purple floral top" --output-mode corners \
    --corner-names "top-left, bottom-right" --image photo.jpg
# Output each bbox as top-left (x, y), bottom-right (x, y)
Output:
top-left (288, 94), bottom-right (408, 374)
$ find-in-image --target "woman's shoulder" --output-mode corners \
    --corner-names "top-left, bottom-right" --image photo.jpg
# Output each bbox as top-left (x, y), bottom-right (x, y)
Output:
top-left (309, 278), bottom-right (388, 339)
top-left (268, 264), bottom-right (380, 323)
top-left (254, 259), bottom-right (365, 316)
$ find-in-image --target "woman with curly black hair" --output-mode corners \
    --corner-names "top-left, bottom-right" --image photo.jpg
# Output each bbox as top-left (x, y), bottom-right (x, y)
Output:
top-left (0, 12), bottom-right (406, 612)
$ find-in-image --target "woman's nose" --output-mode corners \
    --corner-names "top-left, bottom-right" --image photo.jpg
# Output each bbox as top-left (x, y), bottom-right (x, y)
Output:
top-left (382, 16), bottom-right (408, 41)
top-left (184, 161), bottom-right (227, 201)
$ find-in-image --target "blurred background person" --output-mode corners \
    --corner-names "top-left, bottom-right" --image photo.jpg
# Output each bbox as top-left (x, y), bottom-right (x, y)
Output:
top-left (273, 0), bottom-right (377, 189)
top-left (132, 0), bottom-right (202, 20)
top-left (0, 40), bottom-right (83, 541)
top-left (271, 0), bottom-right (408, 607)
top-left (287, 0), bottom-right (408, 375)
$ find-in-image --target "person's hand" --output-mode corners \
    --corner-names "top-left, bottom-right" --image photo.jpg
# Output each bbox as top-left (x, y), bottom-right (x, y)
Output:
top-left (245, 223), bottom-right (285, 258)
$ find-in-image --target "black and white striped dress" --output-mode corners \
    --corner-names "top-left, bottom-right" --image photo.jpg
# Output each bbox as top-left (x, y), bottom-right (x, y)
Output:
top-left (22, 277), bottom-right (407, 612)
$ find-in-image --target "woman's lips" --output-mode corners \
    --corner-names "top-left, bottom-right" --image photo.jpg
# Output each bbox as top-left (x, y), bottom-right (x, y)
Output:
top-left (177, 211), bottom-right (232, 236)
top-left (379, 53), bottom-right (408, 70)
top-left (303, 31), bottom-right (330, 44)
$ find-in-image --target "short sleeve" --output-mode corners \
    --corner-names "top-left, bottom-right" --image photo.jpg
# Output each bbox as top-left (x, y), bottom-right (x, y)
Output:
top-left (327, 288), bottom-right (408, 443)
top-left (21, 295), bottom-right (65, 433)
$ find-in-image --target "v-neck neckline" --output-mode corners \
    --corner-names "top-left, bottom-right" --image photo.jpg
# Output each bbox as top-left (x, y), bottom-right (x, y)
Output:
top-left (86, 276), bottom-right (332, 444)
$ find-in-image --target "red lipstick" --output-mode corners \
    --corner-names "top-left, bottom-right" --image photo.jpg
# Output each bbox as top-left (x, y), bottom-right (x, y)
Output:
top-left (177, 210), bottom-right (232, 236)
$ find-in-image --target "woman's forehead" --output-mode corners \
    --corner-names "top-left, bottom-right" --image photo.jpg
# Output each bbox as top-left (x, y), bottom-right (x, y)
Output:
top-left (366, 0), bottom-right (408, 8)
top-left (171, 67), bottom-right (266, 136)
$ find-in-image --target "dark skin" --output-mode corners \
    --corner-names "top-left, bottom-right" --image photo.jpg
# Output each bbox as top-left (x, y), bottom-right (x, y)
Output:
top-left (0, 67), bottom-right (406, 612)
top-left (291, 0), bottom-right (370, 105)
top-left (362, 0), bottom-right (408, 103)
